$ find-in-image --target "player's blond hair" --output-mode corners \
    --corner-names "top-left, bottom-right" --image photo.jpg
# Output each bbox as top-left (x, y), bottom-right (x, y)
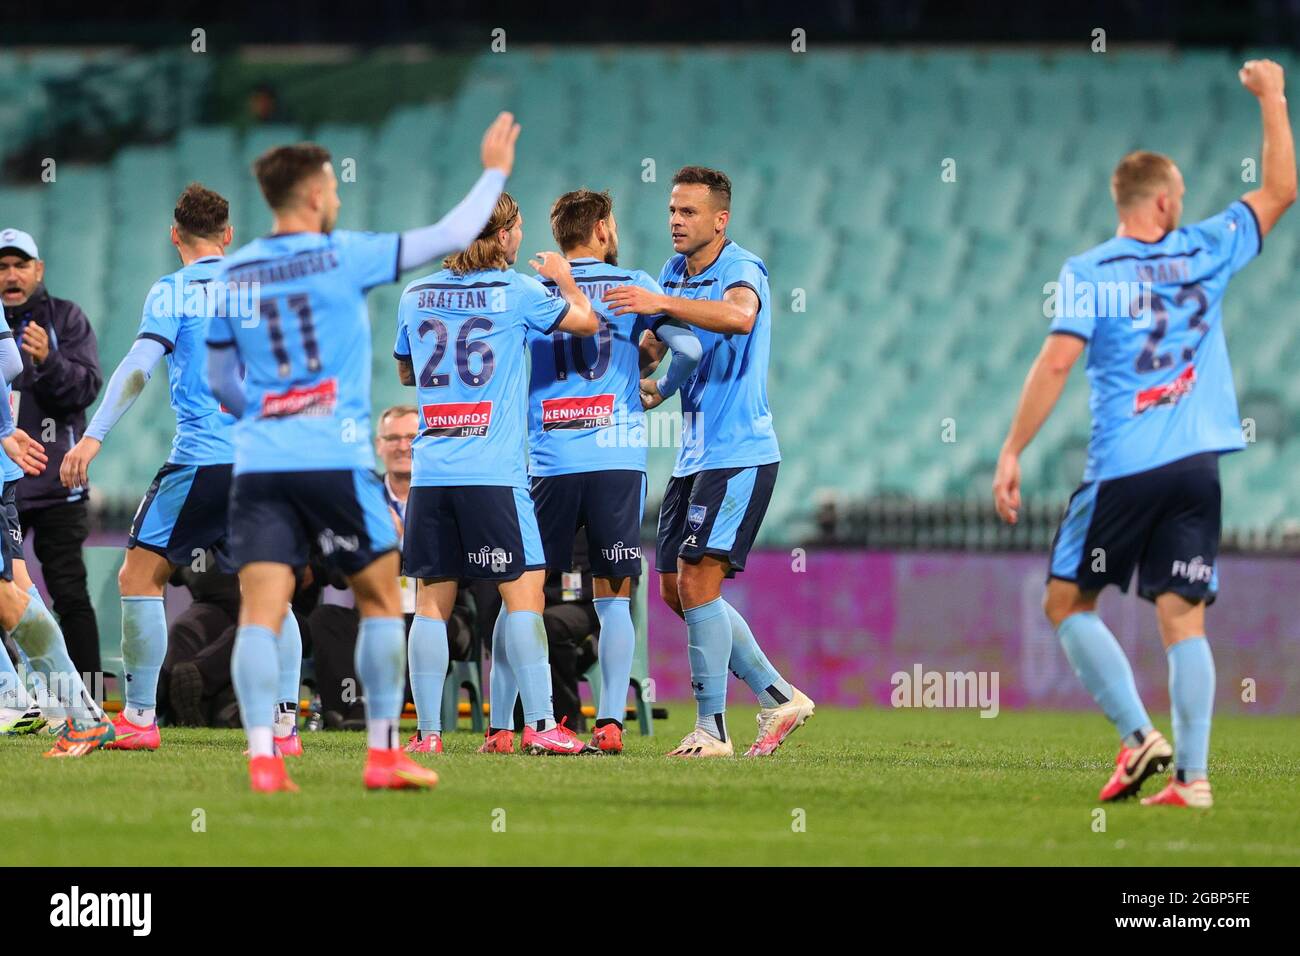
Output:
top-left (1111, 151), bottom-right (1178, 210)
top-left (443, 193), bottom-right (519, 275)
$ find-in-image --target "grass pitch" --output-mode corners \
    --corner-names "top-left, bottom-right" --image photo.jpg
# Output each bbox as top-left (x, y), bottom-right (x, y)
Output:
top-left (2, 707), bottom-right (1297, 866)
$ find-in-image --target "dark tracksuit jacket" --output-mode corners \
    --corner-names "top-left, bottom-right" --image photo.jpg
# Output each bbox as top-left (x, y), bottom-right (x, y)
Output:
top-left (3, 283), bottom-right (103, 510)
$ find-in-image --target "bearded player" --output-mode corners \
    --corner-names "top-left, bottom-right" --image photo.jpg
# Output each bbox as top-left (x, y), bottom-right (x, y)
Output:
top-left (476, 188), bottom-right (701, 755)
top-left (395, 192), bottom-right (602, 757)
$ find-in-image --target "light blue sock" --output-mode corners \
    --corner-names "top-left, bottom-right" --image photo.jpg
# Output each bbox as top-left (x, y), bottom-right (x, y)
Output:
top-left (274, 610), bottom-right (303, 735)
top-left (14, 587), bottom-right (100, 723)
top-left (276, 610), bottom-right (303, 709)
top-left (505, 610), bottom-right (553, 727)
top-left (593, 597), bottom-right (634, 724)
top-left (11, 640), bottom-right (40, 707)
top-left (231, 624), bottom-right (278, 733)
top-left (0, 641), bottom-right (28, 710)
top-left (1168, 636), bottom-right (1215, 781)
top-left (409, 615), bottom-right (449, 734)
top-left (1057, 611), bottom-right (1153, 745)
top-left (121, 596), bottom-right (167, 711)
top-left (355, 616), bottom-right (406, 723)
top-left (488, 607), bottom-right (518, 731)
top-left (685, 598), bottom-right (732, 737)
top-left (722, 598), bottom-right (792, 709)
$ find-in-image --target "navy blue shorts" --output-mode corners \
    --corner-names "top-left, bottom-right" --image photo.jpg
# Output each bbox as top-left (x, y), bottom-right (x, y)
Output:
top-left (530, 470), bottom-right (646, 578)
top-left (655, 462), bottom-right (778, 576)
top-left (403, 484), bottom-right (546, 582)
top-left (128, 462), bottom-right (234, 572)
top-left (1048, 452), bottom-right (1222, 604)
top-left (1, 479), bottom-right (22, 582)
top-left (228, 468), bottom-right (399, 575)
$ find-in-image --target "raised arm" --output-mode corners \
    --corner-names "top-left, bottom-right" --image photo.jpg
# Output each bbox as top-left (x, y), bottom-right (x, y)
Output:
top-left (60, 337), bottom-right (167, 488)
top-left (397, 113), bottom-right (520, 272)
top-left (1240, 59), bottom-right (1297, 238)
top-left (992, 333), bottom-right (1086, 524)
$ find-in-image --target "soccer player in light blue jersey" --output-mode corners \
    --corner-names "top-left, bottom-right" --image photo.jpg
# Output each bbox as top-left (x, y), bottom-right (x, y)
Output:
top-left (394, 192), bottom-right (603, 756)
top-left (59, 185), bottom-right (303, 756)
top-left (0, 323), bottom-right (110, 753)
top-left (205, 113), bottom-right (520, 792)
top-left (605, 166), bottom-right (814, 758)
top-left (476, 188), bottom-right (700, 755)
top-left (994, 61), bottom-right (1296, 809)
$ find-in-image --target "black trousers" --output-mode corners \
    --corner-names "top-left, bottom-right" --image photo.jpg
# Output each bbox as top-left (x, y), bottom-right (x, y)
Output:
top-left (19, 500), bottom-right (100, 679)
top-left (311, 607), bottom-right (475, 725)
top-left (157, 601), bottom-right (238, 726)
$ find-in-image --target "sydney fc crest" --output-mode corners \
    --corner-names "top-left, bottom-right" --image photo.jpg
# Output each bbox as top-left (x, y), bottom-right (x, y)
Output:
top-left (687, 504), bottom-right (707, 531)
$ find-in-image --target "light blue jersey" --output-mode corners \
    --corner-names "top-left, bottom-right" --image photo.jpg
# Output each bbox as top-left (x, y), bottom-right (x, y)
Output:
top-left (394, 267), bottom-right (569, 488)
top-left (659, 239), bottom-right (781, 477)
top-left (207, 230), bottom-right (400, 474)
top-left (138, 257), bottom-right (235, 465)
top-left (528, 258), bottom-right (661, 476)
top-left (0, 336), bottom-right (20, 483)
top-left (1049, 200), bottom-right (1259, 482)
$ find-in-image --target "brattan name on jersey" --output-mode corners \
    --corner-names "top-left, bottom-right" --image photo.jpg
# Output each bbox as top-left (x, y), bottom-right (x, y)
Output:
top-left (528, 258), bottom-right (663, 476)
top-left (659, 239), bottom-right (780, 476)
top-left (395, 267), bottom-right (569, 488)
top-left (1049, 200), bottom-right (1259, 482)
top-left (139, 256), bottom-right (236, 465)
top-left (207, 230), bottom-right (399, 474)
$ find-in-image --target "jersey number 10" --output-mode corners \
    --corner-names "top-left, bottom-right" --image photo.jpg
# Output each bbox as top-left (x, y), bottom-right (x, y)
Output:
top-left (551, 317), bottom-right (613, 381)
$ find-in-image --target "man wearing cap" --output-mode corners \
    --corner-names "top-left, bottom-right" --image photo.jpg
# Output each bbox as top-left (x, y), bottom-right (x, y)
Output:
top-left (0, 228), bottom-right (104, 679)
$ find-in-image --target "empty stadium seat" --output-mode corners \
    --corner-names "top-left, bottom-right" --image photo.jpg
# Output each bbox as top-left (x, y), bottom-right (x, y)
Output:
top-left (11, 47), bottom-right (1297, 536)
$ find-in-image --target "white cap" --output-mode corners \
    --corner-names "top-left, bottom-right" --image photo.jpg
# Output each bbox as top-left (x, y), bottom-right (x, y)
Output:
top-left (0, 228), bottom-right (39, 260)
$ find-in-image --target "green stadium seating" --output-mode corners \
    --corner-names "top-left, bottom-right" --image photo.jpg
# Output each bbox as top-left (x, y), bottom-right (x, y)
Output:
top-left (5, 47), bottom-right (1296, 539)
